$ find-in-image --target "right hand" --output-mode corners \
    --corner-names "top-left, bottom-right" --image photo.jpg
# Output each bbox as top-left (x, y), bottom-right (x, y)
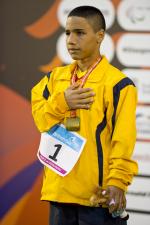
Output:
top-left (105, 186), bottom-right (126, 214)
top-left (64, 83), bottom-right (95, 110)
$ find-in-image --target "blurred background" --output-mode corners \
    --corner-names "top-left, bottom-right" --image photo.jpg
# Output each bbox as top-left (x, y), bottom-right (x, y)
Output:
top-left (0, 0), bottom-right (150, 224)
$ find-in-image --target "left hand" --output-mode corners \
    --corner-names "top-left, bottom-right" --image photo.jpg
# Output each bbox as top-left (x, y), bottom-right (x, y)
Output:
top-left (90, 186), bottom-right (108, 207)
top-left (105, 186), bottom-right (126, 213)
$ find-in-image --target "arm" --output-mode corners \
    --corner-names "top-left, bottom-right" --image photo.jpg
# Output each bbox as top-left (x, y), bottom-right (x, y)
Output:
top-left (31, 74), bottom-right (69, 132)
top-left (105, 79), bottom-right (138, 212)
top-left (107, 83), bottom-right (138, 190)
top-left (31, 73), bottom-right (95, 132)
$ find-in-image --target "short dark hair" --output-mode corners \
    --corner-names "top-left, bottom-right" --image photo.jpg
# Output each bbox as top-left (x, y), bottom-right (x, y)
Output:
top-left (68, 6), bottom-right (106, 32)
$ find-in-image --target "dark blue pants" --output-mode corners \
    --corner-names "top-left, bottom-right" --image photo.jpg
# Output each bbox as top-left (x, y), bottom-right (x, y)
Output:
top-left (49, 202), bottom-right (127, 225)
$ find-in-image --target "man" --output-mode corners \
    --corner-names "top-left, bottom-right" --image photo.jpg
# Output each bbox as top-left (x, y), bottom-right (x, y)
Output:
top-left (31, 6), bottom-right (138, 225)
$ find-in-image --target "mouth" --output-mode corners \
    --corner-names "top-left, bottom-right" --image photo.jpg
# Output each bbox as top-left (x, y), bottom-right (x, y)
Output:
top-left (68, 48), bottom-right (80, 52)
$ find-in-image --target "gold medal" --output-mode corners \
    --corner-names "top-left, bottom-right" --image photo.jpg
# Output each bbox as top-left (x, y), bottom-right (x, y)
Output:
top-left (66, 116), bottom-right (80, 131)
top-left (66, 57), bottom-right (101, 132)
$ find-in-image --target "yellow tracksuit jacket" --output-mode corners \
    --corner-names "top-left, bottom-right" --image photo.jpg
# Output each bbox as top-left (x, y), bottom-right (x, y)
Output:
top-left (31, 56), bottom-right (138, 206)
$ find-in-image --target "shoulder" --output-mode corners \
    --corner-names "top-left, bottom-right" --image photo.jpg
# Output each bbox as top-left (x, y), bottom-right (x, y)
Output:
top-left (103, 59), bottom-right (136, 103)
top-left (106, 62), bottom-right (135, 88)
top-left (51, 64), bottom-right (73, 80)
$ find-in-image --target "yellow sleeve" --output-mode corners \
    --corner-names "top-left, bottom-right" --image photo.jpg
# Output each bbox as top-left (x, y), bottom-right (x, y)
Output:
top-left (31, 73), bottom-right (69, 132)
top-left (107, 81), bottom-right (138, 191)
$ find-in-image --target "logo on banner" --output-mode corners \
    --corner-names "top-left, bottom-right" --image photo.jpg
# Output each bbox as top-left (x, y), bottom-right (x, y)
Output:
top-left (117, 0), bottom-right (150, 31)
top-left (117, 34), bottom-right (150, 67)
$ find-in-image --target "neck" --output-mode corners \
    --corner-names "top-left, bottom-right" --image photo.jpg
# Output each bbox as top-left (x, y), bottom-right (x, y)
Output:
top-left (77, 53), bottom-right (101, 71)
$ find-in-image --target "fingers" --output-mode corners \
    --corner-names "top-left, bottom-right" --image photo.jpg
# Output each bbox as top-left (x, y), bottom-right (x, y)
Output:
top-left (90, 194), bottom-right (107, 206)
top-left (70, 84), bottom-right (94, 95)
top-left (75, 90), bottom-right (95, 109)
top-left (68, 98), bottom-right (94, 110)
top-left (78, 97), bottom-right (94, 104)
top-left (105, 186), bottom-right (125, 214)
top-left (78, 91), bottom-right (95, 99)
top-left (75, 87), bottom-right (93, 94)
top-left (98, 197), bottom-right (108, 204)
top-left (116, 193), bottom-right (126, 212)
top-left (64, 85), bottom-right (95, 110)
top-left (70, 83), bottom-right (80, 90)
top-left (90, 187), bottom-right (108, 207)
top-left (117, 194), bottom-right (125, 211)
top-left (76, 103), bottom-right (91, 110)
top-left (73, 88), bottom-right (95, 100)
top-left (109, 195), bottom-right (120, 213)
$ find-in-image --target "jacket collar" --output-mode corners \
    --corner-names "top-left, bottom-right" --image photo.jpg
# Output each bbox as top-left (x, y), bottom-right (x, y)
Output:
top-left (85, 56), bottom-right (109, 82)
top-left (56, 56), bottom-right (109, 82)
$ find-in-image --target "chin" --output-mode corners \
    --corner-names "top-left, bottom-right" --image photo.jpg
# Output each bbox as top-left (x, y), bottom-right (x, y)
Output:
top-left (71, 56), bottom-right (79, 60)
top-left (69, 54), bottom-right (82, 60)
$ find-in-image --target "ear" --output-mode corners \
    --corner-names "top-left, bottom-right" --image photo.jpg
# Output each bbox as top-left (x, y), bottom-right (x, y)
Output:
top-left (96, 30), bottom-right (105, 44)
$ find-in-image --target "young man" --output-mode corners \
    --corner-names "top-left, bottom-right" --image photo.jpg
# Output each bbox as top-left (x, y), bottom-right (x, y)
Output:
top-left (31, 6), bottom-right (138, 225)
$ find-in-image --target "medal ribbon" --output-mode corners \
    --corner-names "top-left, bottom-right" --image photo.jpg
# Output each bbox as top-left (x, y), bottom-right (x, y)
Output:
top-left (70, 57), bottom-right (101, 118)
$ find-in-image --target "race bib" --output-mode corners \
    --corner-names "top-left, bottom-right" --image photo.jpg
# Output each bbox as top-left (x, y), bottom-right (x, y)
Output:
top-left (37, 124), bottom-right (86, 176)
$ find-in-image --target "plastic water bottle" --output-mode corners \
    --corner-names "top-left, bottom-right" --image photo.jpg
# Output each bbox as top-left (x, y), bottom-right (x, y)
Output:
top-left (101, 191), bottom-right (129, 220)
top-left (112, 209), bottom-right (128, 218)
top-left (109, 199), bottom-right (129, 219)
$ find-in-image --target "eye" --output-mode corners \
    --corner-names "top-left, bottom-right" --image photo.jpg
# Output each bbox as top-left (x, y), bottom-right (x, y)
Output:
top-left (65, 31), bottom-right (70, 36)
top-left (77, 31), bottom-right (85, 36)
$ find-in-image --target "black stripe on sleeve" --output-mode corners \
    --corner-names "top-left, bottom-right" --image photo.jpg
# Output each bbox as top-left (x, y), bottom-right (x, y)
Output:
top-left (96, 110), bottom-right (107, 186)
top-left (112, 77), bottom-right (135, 135)
top-left (43, 72), bottom-right (51, 100)
top-left (47, 71), bottom-right (51, 79)
top-left (95, 77), bottom-right (135, 186)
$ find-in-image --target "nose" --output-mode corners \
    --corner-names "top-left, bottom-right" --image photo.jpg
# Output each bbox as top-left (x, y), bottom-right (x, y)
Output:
top-left (67, 33), bottom-right (77, 45)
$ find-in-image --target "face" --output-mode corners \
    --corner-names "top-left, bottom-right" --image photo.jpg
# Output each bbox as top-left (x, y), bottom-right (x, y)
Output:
top-left (65, 16), bottom-right (103, 60)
